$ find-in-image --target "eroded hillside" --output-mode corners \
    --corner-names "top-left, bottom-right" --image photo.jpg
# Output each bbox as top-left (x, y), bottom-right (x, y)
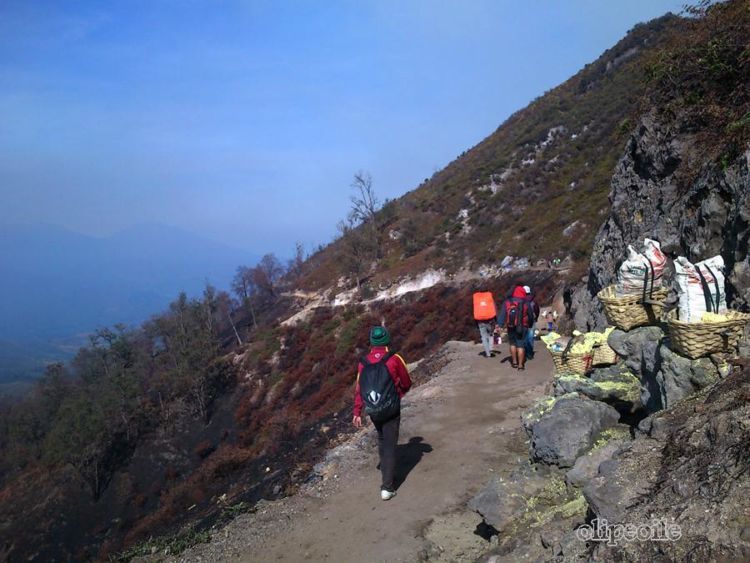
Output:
top-left (301, 14), bottom-right (683, 292)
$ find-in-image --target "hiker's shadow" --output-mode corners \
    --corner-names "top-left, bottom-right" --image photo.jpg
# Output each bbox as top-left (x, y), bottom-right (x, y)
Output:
top-left (394, 437), bottom-right (433, 490)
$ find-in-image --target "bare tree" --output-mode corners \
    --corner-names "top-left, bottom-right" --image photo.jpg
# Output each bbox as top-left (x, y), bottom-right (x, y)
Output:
top-left (254, 253), bottom-right (285, 298)
top-left (335, 171), bottom-right (385, 291)
top-left (349, 171), bottom-right (382, 258)
top-left (232, 266), bottom-right (258, 329)
top-left (286, 241), bottom-right (306, 280)
top-left (337, 218), bottom-right (374, 292)
top-left (349, 171), bottom-right (380, 225)
top-left (216, 291), bottom-right (243, 346)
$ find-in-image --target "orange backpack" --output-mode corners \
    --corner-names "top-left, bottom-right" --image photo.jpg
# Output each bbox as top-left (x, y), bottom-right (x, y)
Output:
top-left (473, 292), bottom-right (497, 321)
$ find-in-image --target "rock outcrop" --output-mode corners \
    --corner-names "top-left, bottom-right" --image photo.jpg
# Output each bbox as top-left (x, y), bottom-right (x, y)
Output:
top-left (553, 364), bottom-right (641, 412)
top-left (571, 112), bottom-right (750, 330)
top-left (606, 327), bottom-right (725, 413)
top-left (588, 362), bottom-right (750, 561)
top-left (565, 437), bottom-right (628, 488)
top-left (522, 394), bottom-right (622, 468)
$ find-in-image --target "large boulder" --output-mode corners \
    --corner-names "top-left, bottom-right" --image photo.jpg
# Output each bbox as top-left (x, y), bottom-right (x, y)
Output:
top-left (607, 326), bottom-right (664, 379)
top-left (467, 467), bottom-right (550, 532)
top-left (565, 434), bottom-right (629, 488)
top-left (521, 394), bottom-right (563, 438)
top-left (582, 467), bottom-right (635, 524)
top-left (606, 328), bottom-right (724, 413)
top-left (525, 394), bottom-right (621, 467)
top-left (609, 327), bottom-right (664, 410)
top-left (554, 364), bottom-right (641, 413)
top-left (655, 344), bottom-right (723, 408)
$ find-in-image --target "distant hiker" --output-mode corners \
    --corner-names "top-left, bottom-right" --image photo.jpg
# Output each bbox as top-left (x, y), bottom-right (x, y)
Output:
top-left (473, 290), bottom-right (498, 358)
top-left (522, 285), bottom-right (540, 360)
top-left (498, 285), bottom-right (535, 370)
top-left (545, 310), bottom-right (555, 332)
top-left (352, 326), bottom-right (412, 501)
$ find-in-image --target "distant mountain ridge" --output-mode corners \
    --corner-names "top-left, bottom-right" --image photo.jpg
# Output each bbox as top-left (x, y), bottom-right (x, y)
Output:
top-left (0, 223), bottom-right (259, 382)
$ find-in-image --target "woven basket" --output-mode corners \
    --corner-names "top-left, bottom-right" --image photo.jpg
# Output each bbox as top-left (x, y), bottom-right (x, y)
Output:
top-left (667, 309), bottom-right (750, 359)
top-left (597, 285), bottom-right (668, 331)
top-left (592, 342), bottom-right (618, 366)
top-left (550, 349), bottom-right (593, 376)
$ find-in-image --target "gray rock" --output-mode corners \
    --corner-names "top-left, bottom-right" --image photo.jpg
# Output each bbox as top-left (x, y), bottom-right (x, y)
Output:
top-left (604, 329), bottom-right (719, 413)
top-left (597, 459), bottom-right (620, 476)
top-left (565, 440), bottom-right (626, 487)
top-left (656, 343), bottom-right (720, 408)
top-left (539, 529), bottom-right (560, 550)
top-left (468, 474), bottom-right (548, 532)
top-left (607, 327), bottom-right (664, 377)
top-left (528, 395), bottom-right (621, 467)
top-left (559, 529), bottom-right (589, 559)
top-left (583, 474), bottom-right (631, 523)
top-left (608, 327), bottom-right (666, 412)
top-left (635, 414), bottom-right (669, 439)
top-left (554, 364), bottom-right (642, 412)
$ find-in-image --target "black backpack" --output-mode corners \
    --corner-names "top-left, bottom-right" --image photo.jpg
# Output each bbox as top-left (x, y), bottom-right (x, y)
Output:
top-left (359, 352), bottom-right (400, 422)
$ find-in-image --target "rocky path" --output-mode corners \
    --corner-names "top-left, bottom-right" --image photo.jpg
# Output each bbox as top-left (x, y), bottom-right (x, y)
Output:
top-left (177, 340), bottom-right (553, 562)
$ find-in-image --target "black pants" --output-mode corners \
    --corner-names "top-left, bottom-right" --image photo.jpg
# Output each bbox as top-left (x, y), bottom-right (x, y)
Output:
top-left (372, 412), bottom-right (400, 492)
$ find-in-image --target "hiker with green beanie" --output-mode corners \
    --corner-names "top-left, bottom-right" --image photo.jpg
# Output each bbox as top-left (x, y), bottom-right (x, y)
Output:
top-left (353, 326), bottom-right (412, 500)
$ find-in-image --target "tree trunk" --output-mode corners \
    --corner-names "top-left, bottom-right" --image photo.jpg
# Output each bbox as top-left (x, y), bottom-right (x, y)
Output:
top-left (228, 313), bottom-right (243, 346)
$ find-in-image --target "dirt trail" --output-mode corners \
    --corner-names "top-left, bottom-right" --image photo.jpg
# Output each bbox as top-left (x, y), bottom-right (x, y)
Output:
top-left (179, 339), bottom-right (553, 562)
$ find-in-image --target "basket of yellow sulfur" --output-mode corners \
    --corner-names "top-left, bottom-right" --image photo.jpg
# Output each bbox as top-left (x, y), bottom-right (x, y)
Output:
top-left (597, 285), bottom-right (668, 331)
top-left (667, 310), bottom-right (750, 359)
top-left (547, 335), bottom-right (593, 376)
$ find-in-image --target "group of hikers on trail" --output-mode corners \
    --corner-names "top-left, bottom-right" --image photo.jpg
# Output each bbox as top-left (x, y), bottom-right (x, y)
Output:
top-left (350, 284), bottom-right (541, 501)
top-left (474, 284), bottom-right (540, 370)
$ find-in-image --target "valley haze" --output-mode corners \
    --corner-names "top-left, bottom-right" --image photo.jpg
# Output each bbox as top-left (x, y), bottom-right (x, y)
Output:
top-left (0, 222), bottom-right (259, 388)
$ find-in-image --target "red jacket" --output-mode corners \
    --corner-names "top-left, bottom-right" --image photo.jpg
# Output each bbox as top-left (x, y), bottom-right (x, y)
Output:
top-left (353, 346), bottom-right (411, 417)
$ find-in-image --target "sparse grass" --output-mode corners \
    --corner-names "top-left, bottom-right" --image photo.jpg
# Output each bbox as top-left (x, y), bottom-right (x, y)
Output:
top-left (113, 528), bottom-right (211, 562)
top-left (220, 500), bottom-right (254, 521)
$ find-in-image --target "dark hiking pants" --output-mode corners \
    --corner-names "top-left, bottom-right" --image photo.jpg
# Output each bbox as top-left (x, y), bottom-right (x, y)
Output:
top-left (372, 412), bottom-right (400, 492)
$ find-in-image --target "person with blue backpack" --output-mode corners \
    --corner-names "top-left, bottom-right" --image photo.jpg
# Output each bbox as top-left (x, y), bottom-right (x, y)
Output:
top-left (352, 326), bottom-right (412, 500)
top-left (497, 285), bottom-right (536, 370)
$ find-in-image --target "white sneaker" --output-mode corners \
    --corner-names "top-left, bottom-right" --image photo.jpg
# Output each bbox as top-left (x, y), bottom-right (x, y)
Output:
top-left (380, 489), bottom-right (396, 501)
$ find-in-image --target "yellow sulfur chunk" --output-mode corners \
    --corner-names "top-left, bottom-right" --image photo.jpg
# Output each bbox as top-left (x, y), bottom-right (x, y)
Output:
top-left (541, 332), bottom-right (562, 345)
top-left (701, 312), bottom-right (729, 323)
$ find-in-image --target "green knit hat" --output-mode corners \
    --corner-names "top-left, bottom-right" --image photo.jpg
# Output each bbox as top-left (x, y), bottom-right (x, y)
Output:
top-left (369, 326), bottom-right (391, 346)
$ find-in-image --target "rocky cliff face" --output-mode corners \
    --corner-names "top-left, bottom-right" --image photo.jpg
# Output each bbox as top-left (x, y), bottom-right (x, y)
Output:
top-left (571, 111), bottom-right (750, 329)
top-left (470, 334), bottom-right (748, 562)
top-left (586, 359), bottom-right (750, 562)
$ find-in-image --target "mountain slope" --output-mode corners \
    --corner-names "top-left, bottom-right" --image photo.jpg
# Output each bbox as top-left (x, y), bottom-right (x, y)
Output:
top-left (3, 10), bottom-right (726, 562)
top-left (301, 14), bottom-right (684, 291)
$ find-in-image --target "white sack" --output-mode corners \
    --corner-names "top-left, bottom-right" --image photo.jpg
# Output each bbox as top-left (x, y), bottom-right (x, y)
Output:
top-left (674, 255), bottom-right (727, 322)
top-left (615, 238), bottom-right (667, 296)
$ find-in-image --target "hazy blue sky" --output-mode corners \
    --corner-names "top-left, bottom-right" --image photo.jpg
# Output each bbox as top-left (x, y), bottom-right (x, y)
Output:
top-left (1, 0), bottom-right (683, 256)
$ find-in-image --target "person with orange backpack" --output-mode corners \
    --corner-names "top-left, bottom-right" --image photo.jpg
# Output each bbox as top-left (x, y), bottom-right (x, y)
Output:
top-left (497, 285), bottom-right (536, 370)
top-left (473, 290), bottom-right (497, 358)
